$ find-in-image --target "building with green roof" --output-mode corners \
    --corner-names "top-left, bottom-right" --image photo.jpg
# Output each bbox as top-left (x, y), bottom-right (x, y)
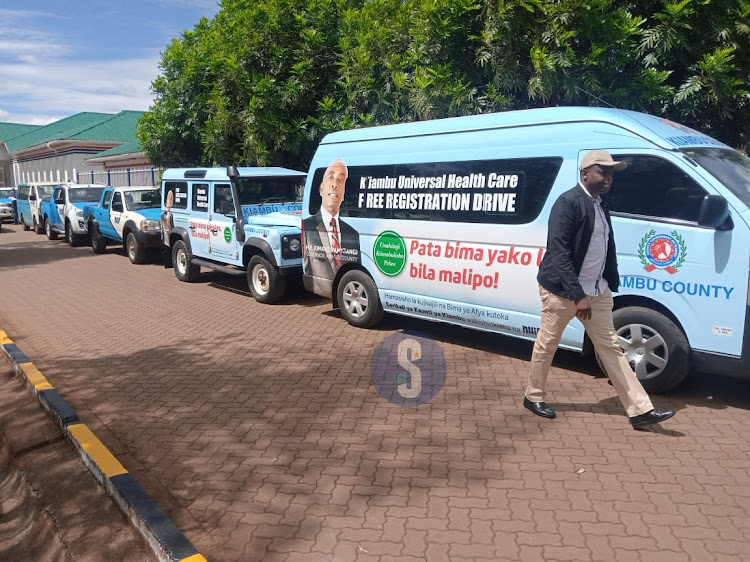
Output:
top-left (1, 110), bottom-right (158, 188)
top-left (0, 122), bottom-right (40, 188)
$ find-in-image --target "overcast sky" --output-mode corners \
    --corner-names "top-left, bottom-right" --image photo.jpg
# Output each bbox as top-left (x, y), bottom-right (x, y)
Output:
top-left (0, 0), bottom-right (219, 125)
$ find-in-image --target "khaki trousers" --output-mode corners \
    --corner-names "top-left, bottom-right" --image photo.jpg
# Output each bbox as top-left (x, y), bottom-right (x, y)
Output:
top-left (525, 286), bottom-right (653, 418)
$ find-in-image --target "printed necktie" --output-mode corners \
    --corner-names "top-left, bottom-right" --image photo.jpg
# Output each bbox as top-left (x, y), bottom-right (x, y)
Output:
top-left (330, 218), bottom-right (343, 268)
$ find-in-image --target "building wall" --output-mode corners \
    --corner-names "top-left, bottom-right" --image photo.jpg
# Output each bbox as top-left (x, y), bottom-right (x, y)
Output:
top-left (12, 152), bottom-right (159, 187)
top-left (13, 152), bottom-right (103, 185)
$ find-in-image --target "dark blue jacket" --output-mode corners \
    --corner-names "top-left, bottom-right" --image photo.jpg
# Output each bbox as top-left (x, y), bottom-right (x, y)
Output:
top-left (537, 185), bottom-right (619, 302)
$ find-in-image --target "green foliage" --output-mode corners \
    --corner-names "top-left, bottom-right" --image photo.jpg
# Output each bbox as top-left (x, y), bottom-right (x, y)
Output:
top-left (138, 0), bottom-right (750, 169)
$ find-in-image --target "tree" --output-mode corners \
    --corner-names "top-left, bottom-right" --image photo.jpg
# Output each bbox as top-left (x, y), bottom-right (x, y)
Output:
top-left (138, 0), bottom-right (750, 169)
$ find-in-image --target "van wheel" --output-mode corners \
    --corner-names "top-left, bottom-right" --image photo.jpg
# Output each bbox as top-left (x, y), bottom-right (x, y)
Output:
top-left (90, 223), bottom-right (107, 254)
top-left (247, 255), bottom-right (285, 304)
top-left (125, 232), bottom-right (146, 264)
top-left (21, 215), bottom-right (30, 231)
top-left (172, 240), bottom-right (199, 282)
top-left (337, 270), bottom-right (384, 328)
top-left (597, 306), bottom-right (691, 394)
top-left (34, 216), bottom-right (43, 234)
top-left (45, 218), bottom-right (58, 240)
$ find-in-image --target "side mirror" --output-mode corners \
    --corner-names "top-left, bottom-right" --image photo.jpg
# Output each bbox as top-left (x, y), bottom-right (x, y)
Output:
top-left (55, 198), bottom-right (64, 205)
top-left (112, 202), bottom-right (123, 213)
top-left (698, 194), bottom-right (732, 230)
top-left (29, 194), bottom-right (36, 201)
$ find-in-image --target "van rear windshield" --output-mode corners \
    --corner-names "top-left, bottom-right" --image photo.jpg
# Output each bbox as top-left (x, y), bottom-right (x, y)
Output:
top-left (236, 176), bottom-right (304, 206)
top-left (681, 148), bottom-right (750, 207)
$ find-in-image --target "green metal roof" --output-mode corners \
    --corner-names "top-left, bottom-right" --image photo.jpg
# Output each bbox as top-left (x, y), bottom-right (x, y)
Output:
top-left (5, 110), bottom-right (144, 152)
top-left (86, 139), bottom-right (143, 159)
top-left (0, 122), bottom-right (40, 142)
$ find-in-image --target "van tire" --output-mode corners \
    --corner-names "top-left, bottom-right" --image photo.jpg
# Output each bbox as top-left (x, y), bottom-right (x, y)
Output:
top-left (34, 216), bottom-right (43, 234)
top-left (45, 218), bottom-right (58, 240)
top-left (337, 270), bottom-right (384, 328)
top-left (597, 306), bottom-right (691, 394)
top-left (247, 255), bottom-right (285, 304)
top-left (173, 240), bottom-right (199, 282)
top-left (21, 216), bottom-right (29, 231)
top-left (125, 232), bottom-right (146, 264)
top-left (90, 223), bottom-right (107, 254)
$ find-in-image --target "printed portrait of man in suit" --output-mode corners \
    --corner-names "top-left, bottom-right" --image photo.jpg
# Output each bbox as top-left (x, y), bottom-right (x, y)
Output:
top-left (160, 188), bottom-right (175, 268)
top-left (303, 159), bottom-right (361, 295)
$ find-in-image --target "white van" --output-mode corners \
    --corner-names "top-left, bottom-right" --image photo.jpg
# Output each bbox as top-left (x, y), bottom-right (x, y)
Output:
top-left (301, 107), bottom-right (750, 392)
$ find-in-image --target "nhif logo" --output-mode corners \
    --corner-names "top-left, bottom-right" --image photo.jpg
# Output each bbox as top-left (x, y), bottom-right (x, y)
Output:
top-left (370, 331), bottom-right (446, 407)
top-left (638, 229), bottom-right (687, 274)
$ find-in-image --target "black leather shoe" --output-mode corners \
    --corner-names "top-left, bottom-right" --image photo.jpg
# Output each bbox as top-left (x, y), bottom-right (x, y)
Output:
top-left (630, 409), bottom-right (675, 430)
top-left (523, 397), bottom-right (556, 419)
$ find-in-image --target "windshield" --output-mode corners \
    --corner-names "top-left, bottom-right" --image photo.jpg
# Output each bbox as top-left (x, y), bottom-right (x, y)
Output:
top-left (37, 185), bottom-right (55, 198)
top-left (125, 189), bottom-right (160, 211)
top-left (236, 176), bottom-right (304, 206)
top-left (681, 148), bottom-right (750, 207)
top-left (0, 189), bottom-right (12, 198)
top-left (69, 187), bottom-right (106, 203)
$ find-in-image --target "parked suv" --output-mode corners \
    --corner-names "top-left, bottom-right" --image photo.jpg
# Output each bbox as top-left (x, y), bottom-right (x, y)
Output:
top-left (161, 166), bottom-right (306, 303)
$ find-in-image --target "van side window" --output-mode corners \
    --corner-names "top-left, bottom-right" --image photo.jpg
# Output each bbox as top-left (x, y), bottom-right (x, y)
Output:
top-left (308, 158), bottom-right (562, 225)
top-left (192, 183), bottom-right (209, 212)
top-left (607, 155), bottom-right (707, 222)
top-left (214, 184), bottom-right (235, 215)
top-left (102, 191), bottom-right (112, 210)
top-left (164, 181), bottom-right (188, 209)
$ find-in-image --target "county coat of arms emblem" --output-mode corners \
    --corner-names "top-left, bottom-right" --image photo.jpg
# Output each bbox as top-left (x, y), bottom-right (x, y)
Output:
top-left (638, 230), bottom-right (687, 274)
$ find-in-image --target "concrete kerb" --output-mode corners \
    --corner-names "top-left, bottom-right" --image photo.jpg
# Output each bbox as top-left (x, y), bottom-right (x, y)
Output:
top-left (0, 328), bottom-right (207, 562)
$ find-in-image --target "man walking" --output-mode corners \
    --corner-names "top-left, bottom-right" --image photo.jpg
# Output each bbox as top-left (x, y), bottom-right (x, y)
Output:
top-left (524, 150), bottom-right (675, 430)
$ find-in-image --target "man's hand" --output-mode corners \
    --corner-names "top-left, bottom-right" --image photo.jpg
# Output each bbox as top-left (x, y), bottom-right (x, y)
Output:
top-left (575, 296), bottom-right (592, 320)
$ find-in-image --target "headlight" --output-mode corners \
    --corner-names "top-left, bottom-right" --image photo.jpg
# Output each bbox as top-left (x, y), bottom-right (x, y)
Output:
top-left (281, 235), bottom-right (302, 258)
top-left (76, 209), bottom-right (84, 218)
top-left (140, 219), bottom-right (161, 232)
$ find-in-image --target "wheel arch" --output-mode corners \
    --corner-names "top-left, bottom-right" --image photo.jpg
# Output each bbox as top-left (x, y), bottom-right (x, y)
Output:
top-left (331, 263), bottom-right (376, 309)
top-left (169, 227), bottom-right (190, 249)
top-left (242, 239), bottom-right (276, 269)
top-left (122, 219), bottom-right (139, 240)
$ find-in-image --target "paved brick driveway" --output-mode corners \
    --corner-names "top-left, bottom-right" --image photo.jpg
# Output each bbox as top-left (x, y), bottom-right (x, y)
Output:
top-left (1, 223), bottom-right (750, 561)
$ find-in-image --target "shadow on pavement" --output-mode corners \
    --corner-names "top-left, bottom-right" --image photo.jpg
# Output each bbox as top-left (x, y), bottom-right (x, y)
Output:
top-left (0, 240), bottom-right (97, 269)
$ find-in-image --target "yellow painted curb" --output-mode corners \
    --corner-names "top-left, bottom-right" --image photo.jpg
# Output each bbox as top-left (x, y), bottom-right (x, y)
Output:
top-left (0, 329), bottom-right (11, 345)
top-left (18, 362), bottom-right (54, 391)
top-left (68, 423), bottom-right (128, 478)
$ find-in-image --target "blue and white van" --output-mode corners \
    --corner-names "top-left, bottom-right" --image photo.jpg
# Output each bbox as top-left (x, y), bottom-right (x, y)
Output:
top-left (302, 107), bottom-right (750, 392)
top-left (161, 167), bottom-right (306, 303)
top-left (16, 181), bottom-right (59, 234)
